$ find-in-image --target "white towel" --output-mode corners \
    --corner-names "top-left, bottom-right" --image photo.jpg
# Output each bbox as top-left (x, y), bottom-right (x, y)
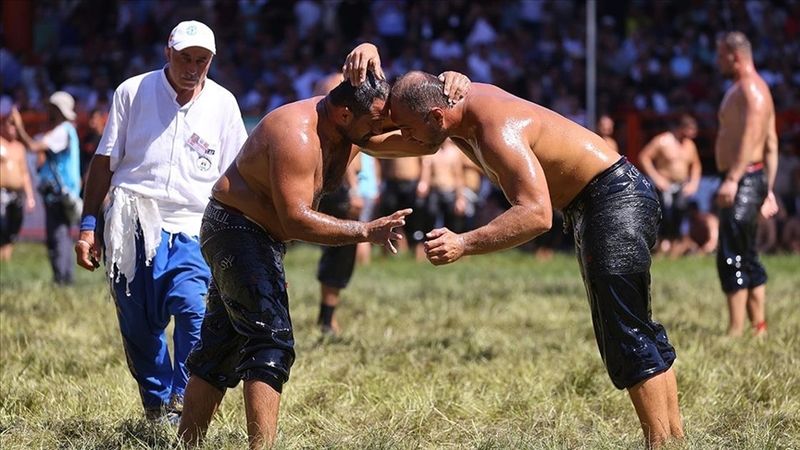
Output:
top-left (104, 187), bottom-right (162, 295)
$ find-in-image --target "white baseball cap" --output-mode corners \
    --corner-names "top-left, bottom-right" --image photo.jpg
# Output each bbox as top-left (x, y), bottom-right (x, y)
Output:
top-left (48, 91), bottom-right (76, 121)
top-left (168, 20), bottom-right (216, 55)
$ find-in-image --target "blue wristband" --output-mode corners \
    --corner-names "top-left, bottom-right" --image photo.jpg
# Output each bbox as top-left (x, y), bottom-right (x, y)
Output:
top-left (80, 215), bottom-right (97, 232)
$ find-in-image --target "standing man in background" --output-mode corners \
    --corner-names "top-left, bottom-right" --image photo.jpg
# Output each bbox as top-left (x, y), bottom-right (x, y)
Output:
top-left (639, 114), bottom-right (702, 254)
top-left (714, 31), bottom-right (779, 337)
top-left (74, 21), bottom-right (248, 422)
top-left (313, 72), bottom-right (364, 336)
top-left (0, 110), bottom-right (36, 261)
top-left (10, 92), bottom-right (81, 284)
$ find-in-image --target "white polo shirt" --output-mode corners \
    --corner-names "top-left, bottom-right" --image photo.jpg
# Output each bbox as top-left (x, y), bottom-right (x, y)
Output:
top-left (97, 68), bottom-right (248, 236)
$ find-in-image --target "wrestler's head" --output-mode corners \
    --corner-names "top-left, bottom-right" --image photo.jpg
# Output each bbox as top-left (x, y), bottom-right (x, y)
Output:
top-left (716, 31), bottom-right (752, 77)
top-left (674, 114), bottom-right (698, 140)
top-left (389, 71), bottom-right (451, 150)
top-left (597, 114), bottom-right (614, 137)
top-left (328, 72), bottom-right (390, 146)
top-left (164, 21), bottom-right (216, 92)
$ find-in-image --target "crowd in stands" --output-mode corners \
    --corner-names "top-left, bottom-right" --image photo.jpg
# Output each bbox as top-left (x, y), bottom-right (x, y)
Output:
top-left (1, 0), bottom-right (798, 255)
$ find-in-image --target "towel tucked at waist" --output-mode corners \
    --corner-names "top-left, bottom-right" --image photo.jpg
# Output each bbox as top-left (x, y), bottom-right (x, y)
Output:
top-left (104, 186), bottom-right (162, 292)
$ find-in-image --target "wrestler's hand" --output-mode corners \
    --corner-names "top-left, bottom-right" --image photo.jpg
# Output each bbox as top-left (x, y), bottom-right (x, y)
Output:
top-left (716, 178), bottom-right (738, 208)
top-left (455, 196), bottom-right (467, 216)
top-left (424, 227), bottom-right (466, 265)
top-left (681, 182), bottom-right (699, 197)
top-left (438, 72), bottom-right (470, 104)
top-left (25, 196), bottom-right (36, 211)
top-left (416, 180), bottom-right (429, 198)
top-left (760, 191), bottom-right (778, 219)
top-left (75, 230), bottom-right (101, 271)
top-left (343, 43), bottom-right (386, 86)
top-left (366, 208), bottom-right (411, 254)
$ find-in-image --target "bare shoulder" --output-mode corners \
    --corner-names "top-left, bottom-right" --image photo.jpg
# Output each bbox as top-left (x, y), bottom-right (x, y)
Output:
top-left (464, 84), bottom-right (539, 132)
top-left (252, 98), bottom-right (322, 158)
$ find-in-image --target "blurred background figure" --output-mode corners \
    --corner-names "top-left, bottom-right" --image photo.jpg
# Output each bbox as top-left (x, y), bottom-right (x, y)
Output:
top-left (0, 104), bottom-right (36, 261)
top-left (639, 114), bottom-right (702, 254)
top-left (667, 201), bottom-right (718, 258)
top-left (380, 156), bottom-right (426, 257)
top-left (418, 139), bottom-right (466, 261)
top-left (596, 114), bottom-right (619, 154)
top-left (355, 152), bottom-right (381, 265)
top-left (10, 93), bottom-right (81, 284)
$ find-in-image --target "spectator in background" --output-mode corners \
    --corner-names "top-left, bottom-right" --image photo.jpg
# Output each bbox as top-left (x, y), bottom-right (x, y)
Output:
top-left (596, 114), bottom-right (620, 154)
top-left (355, 152), bottom-right (381, 264)
top-left (80, 109), bottom-right (107, 183)
top-left (0, 108), bottom-right (36, 262)
top-left (74, 21), bottom-right (248, 423)
top-left (10, 92), bottom-right (81, 284)
top-left (668, 201), bottom-right (719, 258)
top-left (639, 115), bottom-right (702, 254)
top-left (419, 139), bottom-right (466, 242)
top-left (311, 73), bottom-right (363, 336)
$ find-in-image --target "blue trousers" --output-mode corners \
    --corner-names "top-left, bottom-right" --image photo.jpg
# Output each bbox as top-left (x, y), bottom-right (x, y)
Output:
top-left (111, 230), bottom-right (210, 413)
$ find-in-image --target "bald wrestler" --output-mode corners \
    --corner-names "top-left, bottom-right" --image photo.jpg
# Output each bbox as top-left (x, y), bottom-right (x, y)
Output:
top-left (365, 69), bottom-right (683, 448)
top-left (639, 114), bottom-right (702, 253)
top-left (714, 31), bottom-right (779, 337)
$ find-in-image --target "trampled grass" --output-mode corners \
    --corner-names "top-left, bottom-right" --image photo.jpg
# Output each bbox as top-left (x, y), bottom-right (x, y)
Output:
top-left (1, 243), bottom-right (798, 449)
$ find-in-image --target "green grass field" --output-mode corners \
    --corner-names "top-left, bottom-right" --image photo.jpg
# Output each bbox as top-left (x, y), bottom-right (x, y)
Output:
top-left (1, 243), bottom-right (798, 449)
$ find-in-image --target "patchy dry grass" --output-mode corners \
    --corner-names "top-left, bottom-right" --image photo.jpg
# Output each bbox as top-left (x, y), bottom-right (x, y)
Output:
top-left (1, 243), bottom-right (798, 449)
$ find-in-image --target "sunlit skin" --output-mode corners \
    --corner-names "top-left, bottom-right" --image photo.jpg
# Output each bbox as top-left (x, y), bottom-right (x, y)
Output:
top-left (164, 47), bottom-right (213, 105)
top-left (364, 75), bottom-right (684, 448)
top-left (639, 122), bottom-right (702, 196)
top-left (369, 81), bottom-right (617, 266)
top-left (714, 34), bottom-right (779, 339)
top-left (212, 95), bottom-right (407, 248)
top-left (714, 39), bottom-right (778, 216)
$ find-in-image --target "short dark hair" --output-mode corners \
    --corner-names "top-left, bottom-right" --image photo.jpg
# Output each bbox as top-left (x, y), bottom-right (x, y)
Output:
top-left (328, 72), bottom-right (390, 116)
top-left (390, 71), bottom-right (450, 114)
top-left (672, 114), bottom-right (697, 130)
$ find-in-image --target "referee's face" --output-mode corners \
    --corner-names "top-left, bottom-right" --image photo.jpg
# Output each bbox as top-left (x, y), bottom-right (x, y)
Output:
top-left (166, 47), bottom-right (214, 91)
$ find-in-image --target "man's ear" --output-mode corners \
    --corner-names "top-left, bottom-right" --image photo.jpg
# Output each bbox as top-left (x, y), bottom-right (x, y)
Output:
top-left (331, 105), bottom-right (354, 126)
top-left (164, 46), bottom-right (171, 60)
top-left (430, 108), bottom-right (445, 127)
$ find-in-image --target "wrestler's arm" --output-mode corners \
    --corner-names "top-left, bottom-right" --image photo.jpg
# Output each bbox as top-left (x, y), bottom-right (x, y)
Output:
top-left (268, 123), bottom-right (407, 248)
top-left (638, 134), bottom-right (669, 190)
top-left (360, 130), bottom-right (440, 158)
top-left (684, 140), bottom-right (702, 196)
top-left (425, 128), bottom-right (552, 264)
top-left (760, 111), bottom-right (779, 217)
